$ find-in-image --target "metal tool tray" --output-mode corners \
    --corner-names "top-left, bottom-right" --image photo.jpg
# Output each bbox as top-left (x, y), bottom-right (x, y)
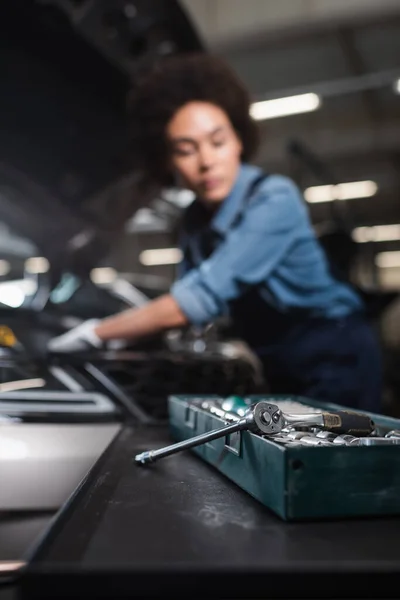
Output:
top-left (168, 394), bottom-right (400, 521)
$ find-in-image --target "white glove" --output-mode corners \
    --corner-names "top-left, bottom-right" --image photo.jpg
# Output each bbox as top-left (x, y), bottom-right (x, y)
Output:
top-left (48, 319), bottom-right (104, 353)
top-left (48, 319), bottom-right (129, 353)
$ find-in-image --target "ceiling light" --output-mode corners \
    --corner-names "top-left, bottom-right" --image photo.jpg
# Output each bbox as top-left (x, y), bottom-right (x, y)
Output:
top-left (25, 257), bottom-right (50, 274)
top-left (375, 251), bottom-right (400, 268)
top-left (0, 260), bottom-right (10, 276)
top-left (250, 93), bottom-right (321, 121)
top-left (352, 224), bottom-right (400, 243)
top-left (139, 248), bottom-right (183, 266)
top-left (90, 267), bottom-right (118, 285)
top-left (394, 79), bottom-right (400, 94)
top-left (304, 180), bottom-right (377, 203)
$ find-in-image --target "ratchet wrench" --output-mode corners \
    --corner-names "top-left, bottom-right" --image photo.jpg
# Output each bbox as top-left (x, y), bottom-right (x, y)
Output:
top-left (135, 401), bottom-right (374, 465)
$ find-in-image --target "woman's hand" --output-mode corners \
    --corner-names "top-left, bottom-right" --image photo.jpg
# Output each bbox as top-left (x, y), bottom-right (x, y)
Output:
top-left (48, 294), bottom-right (189, 353)
top-left (48, 319), bottom-right (103, 353)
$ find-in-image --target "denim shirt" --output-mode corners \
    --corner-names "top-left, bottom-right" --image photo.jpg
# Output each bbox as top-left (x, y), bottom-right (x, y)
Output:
top-left (171, 163), bottom-right (362, 332)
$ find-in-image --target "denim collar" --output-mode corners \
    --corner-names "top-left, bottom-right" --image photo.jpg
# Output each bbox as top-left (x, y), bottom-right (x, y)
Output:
top-left (210, 163), bottom-right (264, 235)
top-left (182, 163), bottom-right (264, 236)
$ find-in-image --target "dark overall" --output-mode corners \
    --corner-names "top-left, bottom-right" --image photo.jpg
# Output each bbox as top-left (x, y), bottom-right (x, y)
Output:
top-left (229, 288), bottom-right (382, 412)
top-left (191, 176), bottom-right (382, 413)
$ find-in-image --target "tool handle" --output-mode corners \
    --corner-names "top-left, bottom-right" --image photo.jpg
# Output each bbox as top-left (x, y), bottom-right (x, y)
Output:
top-left (322, 410), bottom-right (374, 436)
top-left (135, 419), bottom-right (247, 465)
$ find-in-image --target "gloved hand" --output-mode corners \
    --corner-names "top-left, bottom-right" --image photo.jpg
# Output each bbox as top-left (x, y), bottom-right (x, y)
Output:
top-left (48, 319), bottom-right (103, 353)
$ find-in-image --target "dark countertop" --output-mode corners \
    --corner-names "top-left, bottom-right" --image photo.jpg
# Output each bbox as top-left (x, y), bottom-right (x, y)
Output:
top-left (0, 512), bottom-right (54, 600)
top-left (0, 512), bottom-right (54, 565)
top-left (0, 587), bottom-right (16, 600)
top-left (20, 426), bottom-right (400, 599)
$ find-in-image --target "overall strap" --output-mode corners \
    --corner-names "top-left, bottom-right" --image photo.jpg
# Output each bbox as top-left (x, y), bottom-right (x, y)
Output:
top-left (230, 172), bottom-right (269, 230)
top-left (185, 172), bottom-right (270, 263)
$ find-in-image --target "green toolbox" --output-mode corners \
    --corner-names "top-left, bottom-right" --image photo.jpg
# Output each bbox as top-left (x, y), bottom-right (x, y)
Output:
top-left (167, 394), bottom-right (400, 521)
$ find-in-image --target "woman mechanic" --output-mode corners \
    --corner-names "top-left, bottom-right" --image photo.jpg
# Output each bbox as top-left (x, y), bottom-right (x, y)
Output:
top-left (49, 53), bottom-right (382, 412)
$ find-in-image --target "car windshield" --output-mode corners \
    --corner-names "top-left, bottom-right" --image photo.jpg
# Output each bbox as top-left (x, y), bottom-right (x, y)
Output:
top-left (0, 211), bottom-right (153, 316)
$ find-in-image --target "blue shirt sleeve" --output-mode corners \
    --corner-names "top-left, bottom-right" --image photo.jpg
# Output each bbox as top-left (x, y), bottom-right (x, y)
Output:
top-left (171, 175), bottom-right (307, 326)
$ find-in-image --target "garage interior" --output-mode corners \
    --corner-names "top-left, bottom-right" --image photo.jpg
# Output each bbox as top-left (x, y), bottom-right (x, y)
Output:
top-left (0, 1), bottom-right (400, 598)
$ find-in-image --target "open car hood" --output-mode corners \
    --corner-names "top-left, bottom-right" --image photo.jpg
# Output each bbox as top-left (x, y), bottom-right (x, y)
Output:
top-left (0, 0), bottom-right (203, 284)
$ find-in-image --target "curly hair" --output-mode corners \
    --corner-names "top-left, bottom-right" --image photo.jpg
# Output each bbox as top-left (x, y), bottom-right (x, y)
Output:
top-left (128, 53), bottom-right (260, 188)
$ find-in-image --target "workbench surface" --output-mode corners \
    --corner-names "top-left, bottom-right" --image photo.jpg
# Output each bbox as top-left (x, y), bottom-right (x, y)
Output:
top-left (20, 425), bottom-right (400, 598)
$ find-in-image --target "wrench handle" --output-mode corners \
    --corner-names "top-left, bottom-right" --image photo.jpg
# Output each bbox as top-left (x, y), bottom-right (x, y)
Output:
top-left (322, 410), bottom-right (374, 436)
top-left (135, 418), bottom-right (248, 465)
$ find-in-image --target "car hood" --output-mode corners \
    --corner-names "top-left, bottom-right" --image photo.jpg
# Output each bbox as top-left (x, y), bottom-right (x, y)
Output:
top-left (0, 0), bottom-right (203, 283)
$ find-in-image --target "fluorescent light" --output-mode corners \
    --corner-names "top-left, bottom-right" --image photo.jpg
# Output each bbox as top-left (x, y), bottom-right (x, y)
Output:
top-left (394, 79), bottom-right (400, 94)
top-left (0, 260), bottom-right (10, 276)
top-left (139, 248), bottom-right (183, 266)
top-left (250, 93), bottom-right (321, 121)
top-left (305, 184), bottom-right (335, 203)
top-left (25, 257), bottom-right (50, 274)
top-left (90, 267), bottom-right (117, 285)
top-left (0, 378), bottom-right (45, 393)
top-left (304, 180), bottom-right (378, 203)
top-left (352, 224), bottom-right (400, 243)
top-left (375, 251), bottom-right (400, 268)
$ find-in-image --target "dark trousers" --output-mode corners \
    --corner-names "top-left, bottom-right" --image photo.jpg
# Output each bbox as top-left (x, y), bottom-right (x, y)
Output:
top-left (256, 314), bottom-right (382, 413)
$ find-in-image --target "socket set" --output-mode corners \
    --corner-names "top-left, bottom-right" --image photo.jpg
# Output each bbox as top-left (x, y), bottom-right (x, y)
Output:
top-left (189, 396), bottom-right (400, 448)
top-left (163, 394), bottom-right (400, 521)
top-left (135, 396), bottom-right (379, 465)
